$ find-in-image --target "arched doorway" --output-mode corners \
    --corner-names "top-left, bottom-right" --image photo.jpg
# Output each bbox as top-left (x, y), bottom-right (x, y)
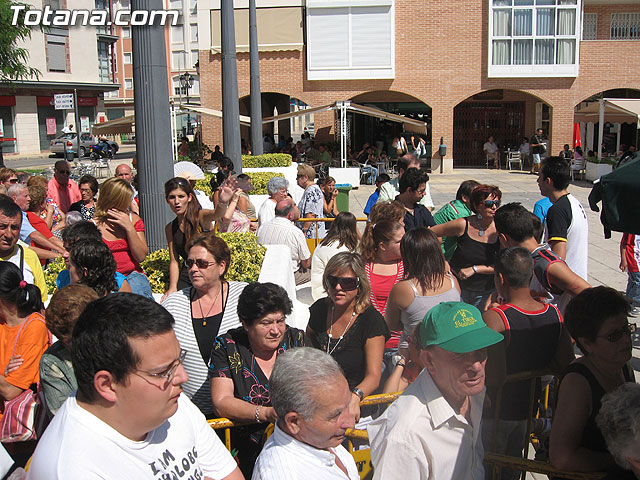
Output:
top-left (453, 89), bottom-right (551, 167)
top-left (574, 88), bottom-right (640, 156)
top-left (350, 91), bottom-right (431, 160)
top-left (239, 93), bottom-right (312, 148)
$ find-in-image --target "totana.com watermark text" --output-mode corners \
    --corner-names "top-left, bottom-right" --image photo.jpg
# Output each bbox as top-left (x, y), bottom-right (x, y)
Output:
top-left (11, 5), bottom-right (179, 27)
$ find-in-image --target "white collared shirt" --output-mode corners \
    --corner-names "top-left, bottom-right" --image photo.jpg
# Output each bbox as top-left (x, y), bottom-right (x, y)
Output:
top-left (367, 369), bottom-right (485, 480)
top-left (252, 424), bottom-right (359, 480)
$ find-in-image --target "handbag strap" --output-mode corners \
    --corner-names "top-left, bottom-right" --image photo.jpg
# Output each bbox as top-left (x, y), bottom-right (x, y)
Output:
top-left (10, 314), bottom-right (46, 357)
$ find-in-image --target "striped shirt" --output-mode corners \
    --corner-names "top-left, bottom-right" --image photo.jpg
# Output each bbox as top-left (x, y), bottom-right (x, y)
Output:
top-left (162, 283), bottom-right (247, 417)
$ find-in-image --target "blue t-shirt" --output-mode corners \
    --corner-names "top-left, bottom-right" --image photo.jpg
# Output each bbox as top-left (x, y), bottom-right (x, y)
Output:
top-left (534, 197), bottom-right (553, 224)
top-left (19, 211), bottom-right (35, 244)
top-left (364, 190), bottom-right (380, 216)
top-left (56, 269), bottom-right (126, 291)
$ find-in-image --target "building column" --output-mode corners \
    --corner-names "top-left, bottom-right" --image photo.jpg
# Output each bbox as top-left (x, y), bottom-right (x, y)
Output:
top-left (549, 99), bottom-right (574, 157)
top-left (430, 104), bottom-right (454, 174)
top-left (14, 96), bottom-right (40, 155)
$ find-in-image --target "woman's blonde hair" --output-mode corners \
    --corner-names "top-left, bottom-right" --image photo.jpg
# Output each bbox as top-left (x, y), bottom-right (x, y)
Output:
top-left (297, 164), bottom-right (315, 181)
top-left (94, 177), bottom-right (134, 221)
top-left (322, 252), bottom-right (370, 314)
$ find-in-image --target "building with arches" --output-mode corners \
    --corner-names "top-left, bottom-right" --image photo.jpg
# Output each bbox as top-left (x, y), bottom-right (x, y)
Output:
top-left (197, 0), bottom-right (640, 170)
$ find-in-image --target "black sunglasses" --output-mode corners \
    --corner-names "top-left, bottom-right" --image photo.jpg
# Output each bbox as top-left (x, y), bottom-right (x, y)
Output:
top-left (484, 200), bottom-right (500, 208)
top-left (599, 323), bottom-right (636, 343)
top-left (327, 275), bottom-right (359, 291)
top-left (185, 258), bottom-right (216, 269)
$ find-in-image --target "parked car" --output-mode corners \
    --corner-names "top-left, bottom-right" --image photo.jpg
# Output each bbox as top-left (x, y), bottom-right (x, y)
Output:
top-left (50, 133), bottom-right (118, 158)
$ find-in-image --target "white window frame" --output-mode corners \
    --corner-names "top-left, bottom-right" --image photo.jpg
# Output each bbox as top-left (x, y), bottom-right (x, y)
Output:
top-left (123, 52), bottom-right (132, 64)
top-left (124, 78), bottom-right (133, 90)
top-left (488, 0), bottom-right (581, 78)
top-left (121, 26), bottom-right (130, 38)
top-left (306, 0), bottom-right (395, 81)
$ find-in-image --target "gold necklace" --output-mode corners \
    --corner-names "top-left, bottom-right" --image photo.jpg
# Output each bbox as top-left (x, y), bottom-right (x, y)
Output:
top-left (197, 283), bottom-right (222, 326)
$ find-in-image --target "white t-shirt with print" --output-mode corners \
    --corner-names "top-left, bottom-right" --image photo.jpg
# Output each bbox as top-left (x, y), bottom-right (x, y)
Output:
top-left (27, 394), bottom-right (237, 480)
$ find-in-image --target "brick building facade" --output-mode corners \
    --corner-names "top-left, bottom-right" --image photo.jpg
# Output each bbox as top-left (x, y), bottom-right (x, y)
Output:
top-left (197, 0), bottom-right (640, 169)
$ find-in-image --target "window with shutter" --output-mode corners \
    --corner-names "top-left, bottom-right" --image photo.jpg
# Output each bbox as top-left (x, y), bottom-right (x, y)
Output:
top-left (47, 35), bottom-right (67, 72)
top-left (582, 12), bottom-right (596, 40)
top-left (306, 2), bottom-right (394, 80)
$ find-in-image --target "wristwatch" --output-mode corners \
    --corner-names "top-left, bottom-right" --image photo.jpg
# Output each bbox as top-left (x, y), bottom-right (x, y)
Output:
top-left (472, 265), bottom-right (478, 274)
top-left (352, 387), bottom-right (364, 401)
top-left (391, 354), bottom-right (406, 368)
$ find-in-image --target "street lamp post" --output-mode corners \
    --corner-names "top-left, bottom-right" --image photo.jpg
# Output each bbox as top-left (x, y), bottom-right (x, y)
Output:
top-left (180, 72), bottom-right (194, 135)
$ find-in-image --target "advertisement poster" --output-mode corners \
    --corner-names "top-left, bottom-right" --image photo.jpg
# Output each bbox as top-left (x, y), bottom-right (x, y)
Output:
top-left (80, 116), bottom-right (90, 133)
top-left (46, 117), bottom-right (57, 135)
top-left (0, 119), bottom-right (4, 138)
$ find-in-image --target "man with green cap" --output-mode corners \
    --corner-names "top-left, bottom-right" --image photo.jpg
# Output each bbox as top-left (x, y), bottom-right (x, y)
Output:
top-left (367, 301), bottom-right (503, 480)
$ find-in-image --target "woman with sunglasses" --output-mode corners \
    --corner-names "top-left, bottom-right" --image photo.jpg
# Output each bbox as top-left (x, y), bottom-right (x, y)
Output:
top-left (550, 287), bottom-right (636, 478)
top-left (161, 233), bottom-right (247, 417)
top-left (210, 282), bottom-right (304, 478)
top-left (431, 184), bottom-right (502, 309)
top-left (163, 177), bottom-right (228, 300)
top-left (306, 252), bottom-right (389, 422)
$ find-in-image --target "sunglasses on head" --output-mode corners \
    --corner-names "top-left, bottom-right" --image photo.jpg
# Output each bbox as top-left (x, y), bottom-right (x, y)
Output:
top-left (185, 258), bottom-right (215, 269)
top-left (599, 323), bottom-right (636, 343)
top-left (484, 200), bottom-right (500, 208)
top-left (327, 275), bottom-right (359, 291)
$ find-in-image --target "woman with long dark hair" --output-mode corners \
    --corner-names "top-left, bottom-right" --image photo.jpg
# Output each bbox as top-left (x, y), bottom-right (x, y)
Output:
top-left (68, 239), bottom-right (131, 296)
top-left (163, 177), bottom-right (223, 299)
top-left (385, 227), bottom-right (460, 358)
top-left (311, 212), bottom-right (359, 300)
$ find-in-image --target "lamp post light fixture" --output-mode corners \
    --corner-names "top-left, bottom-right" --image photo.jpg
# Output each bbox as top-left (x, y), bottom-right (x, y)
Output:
top-left (180, 72), bottom-right (194, 135)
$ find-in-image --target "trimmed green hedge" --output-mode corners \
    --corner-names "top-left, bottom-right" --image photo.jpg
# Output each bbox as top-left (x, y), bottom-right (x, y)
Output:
top-left (141, 233), bottom-right (266, 293)
top-left (242, 153), bottom-right (292, 168)
top-left (195, 172), bottom-right (284, 196)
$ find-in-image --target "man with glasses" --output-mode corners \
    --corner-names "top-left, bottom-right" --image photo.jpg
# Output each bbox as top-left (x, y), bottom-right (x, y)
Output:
top-left (377, 153), bottom-right (435, 211)
top-left (28, 293), bottom-right (243, 480)
top-left (47, 160), bottom-right (81, 213)
top-left (395, 167), bottom-right (435, 231)
top-left (257, 197), bottom-right (311, 285)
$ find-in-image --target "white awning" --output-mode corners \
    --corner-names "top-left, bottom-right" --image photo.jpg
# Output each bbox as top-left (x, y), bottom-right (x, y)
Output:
top-left (91, 115), bottom-right (134, 135)
top-left (575, 98), bottom-right (640, 126)
top-left (178, 104), bottom-right (252, 126)
top-left (262, 101), bottom-right (427, 134)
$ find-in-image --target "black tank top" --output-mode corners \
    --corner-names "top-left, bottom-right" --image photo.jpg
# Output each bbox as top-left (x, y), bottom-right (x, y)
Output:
top-left (489, 303), bottom-right (562, 420)
top-left (449, 217), bottom-right (499, 293)
top-left (561, 362), bottom-right (634, 452)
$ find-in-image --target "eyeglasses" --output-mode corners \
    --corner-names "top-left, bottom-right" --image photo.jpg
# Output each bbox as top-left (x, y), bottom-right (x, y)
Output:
top-left (296, 174), bottom-right (306, 179)
top-left (599, 323), bottom-right (636, 343)
top-left (327, 275), bottom-right (360, 291)
top-left (57, 170), bottom-right (71, 175)
top-left (133, 349), bottom-right (187, 386)
top-left (416, 188), bottom-right (426, 194)
top-left (484, 200), bottom-right (501, 208)
top-left (185, 258), bottom-right (216, 269)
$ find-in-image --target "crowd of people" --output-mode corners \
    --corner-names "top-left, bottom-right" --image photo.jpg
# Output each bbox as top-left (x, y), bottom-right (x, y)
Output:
top-left (0, 150), bottom-right (636, 480)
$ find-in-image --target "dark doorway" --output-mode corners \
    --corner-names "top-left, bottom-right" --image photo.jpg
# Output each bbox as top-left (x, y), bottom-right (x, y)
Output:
top-left (453, 101), bottom-right (525, 167)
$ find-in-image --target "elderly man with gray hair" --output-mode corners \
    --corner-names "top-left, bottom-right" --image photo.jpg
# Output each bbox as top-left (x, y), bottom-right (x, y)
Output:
top-left (252, 347), bottom-right (359, 479)
top-left (596, 383), bottom-right (640, 478)
top-left (258, 176), bottom-right (290, 227)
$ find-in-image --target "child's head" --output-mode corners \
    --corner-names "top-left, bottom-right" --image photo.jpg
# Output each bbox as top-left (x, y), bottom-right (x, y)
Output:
top-left (376, 173), bottom-right (391, 188)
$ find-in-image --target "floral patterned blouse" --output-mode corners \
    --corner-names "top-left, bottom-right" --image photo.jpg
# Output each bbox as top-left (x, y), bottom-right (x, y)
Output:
top-left (209, 325), bottom-right (305, 406)
top-left (297, 183), bottom-right (326, 239)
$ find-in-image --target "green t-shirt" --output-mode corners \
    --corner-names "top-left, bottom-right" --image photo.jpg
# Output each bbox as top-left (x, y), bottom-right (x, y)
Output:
top-left (433, 199), bottom-right (473, 260)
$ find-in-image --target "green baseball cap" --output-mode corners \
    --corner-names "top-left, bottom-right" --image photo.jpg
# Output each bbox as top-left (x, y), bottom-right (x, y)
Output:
top-left (418, 301), bottom-right (503, 353)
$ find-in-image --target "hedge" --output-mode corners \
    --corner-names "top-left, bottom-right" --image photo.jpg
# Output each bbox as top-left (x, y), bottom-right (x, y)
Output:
top-left (141, 232), bottom-right (266, 293)
top-left (195, 172), bottom-right (284, 196)
top-left (241, 153), bottom-right (292, 168)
